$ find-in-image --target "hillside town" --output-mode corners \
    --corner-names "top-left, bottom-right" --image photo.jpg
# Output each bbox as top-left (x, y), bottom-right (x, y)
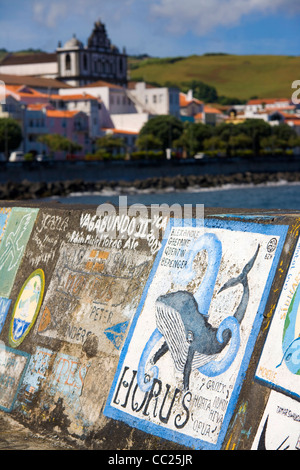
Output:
top-left (0, 20), bottom-right (299, 161)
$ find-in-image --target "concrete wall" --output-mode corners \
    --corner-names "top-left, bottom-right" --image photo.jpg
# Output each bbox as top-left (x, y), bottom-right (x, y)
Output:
top-left (0, 201), bottom-right (299, 450)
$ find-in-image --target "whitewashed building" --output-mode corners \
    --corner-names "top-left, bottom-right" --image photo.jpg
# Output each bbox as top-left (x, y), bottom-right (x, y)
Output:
top-left (0, 21), bottom-right (127, 88)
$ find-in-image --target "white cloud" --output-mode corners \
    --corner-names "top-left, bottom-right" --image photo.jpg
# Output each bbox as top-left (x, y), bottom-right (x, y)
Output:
top-left (33, 1), bottom-right (69, 28)
top-left (150, 0), bottom-right (300, 35)
top-left (32, 0), bottom-right (136, 29)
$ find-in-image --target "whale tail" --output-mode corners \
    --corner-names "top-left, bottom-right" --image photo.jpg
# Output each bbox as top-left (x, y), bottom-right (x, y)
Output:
top-left (218, 244), bottom-right (260, 295)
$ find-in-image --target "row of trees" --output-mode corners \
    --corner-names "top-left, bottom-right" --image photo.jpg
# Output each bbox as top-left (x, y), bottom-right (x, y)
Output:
top-left (134, 115), bottom-right (300, 158)
top-left (1, 115), bottom-right (300, 161)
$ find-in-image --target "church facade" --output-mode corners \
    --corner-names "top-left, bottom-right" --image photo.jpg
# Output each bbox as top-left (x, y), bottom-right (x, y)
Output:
top-left (0, 21), bottom-right (128, 87)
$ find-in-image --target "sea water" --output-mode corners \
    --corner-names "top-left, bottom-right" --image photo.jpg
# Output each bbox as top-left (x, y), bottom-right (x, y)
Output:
top-left (52, 181), bottom-right (300, 211)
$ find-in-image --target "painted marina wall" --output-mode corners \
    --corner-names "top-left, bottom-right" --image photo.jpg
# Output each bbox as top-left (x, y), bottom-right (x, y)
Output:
top-left (0, 201), bottom-right (299, 450)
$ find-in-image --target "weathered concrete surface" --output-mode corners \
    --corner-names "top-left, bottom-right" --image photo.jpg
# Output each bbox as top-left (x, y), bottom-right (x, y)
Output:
top-left (0, 409), bottom-right (74, 449)
top-left (0, 201), bottom-right (299, 450)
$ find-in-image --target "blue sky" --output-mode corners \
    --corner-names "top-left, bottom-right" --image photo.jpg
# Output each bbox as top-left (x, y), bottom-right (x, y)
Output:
top-left (0, 0), bottom-right (300, 57)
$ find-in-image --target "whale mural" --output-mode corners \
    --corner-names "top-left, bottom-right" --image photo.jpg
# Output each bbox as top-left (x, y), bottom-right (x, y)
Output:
top-left (105, 219), bottom-right (287, 450)
top-left (138, 237), bottom-right (260, 392)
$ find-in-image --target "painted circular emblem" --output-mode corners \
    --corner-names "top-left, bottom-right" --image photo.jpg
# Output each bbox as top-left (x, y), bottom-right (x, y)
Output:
top-left (279, 283), bottom-right (300, 374)
top-left (9, 269), bottom-right (45, 347)
top-left (267, 238), bottom-right (277, 253)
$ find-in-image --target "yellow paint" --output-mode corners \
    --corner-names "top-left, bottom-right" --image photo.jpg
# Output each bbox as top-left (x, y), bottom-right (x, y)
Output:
top-left (9, 269), bottom-right (45, 348)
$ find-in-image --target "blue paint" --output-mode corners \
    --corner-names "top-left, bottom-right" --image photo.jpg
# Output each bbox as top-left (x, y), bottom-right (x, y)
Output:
top-left (0, 297), bottom-right (11, 333)
top-left (279, 284), bottom-right (300, 375)
top-left (104, 218), bottom-right (288, 450)
top-left (16, 347), bottom-right (53, 407)
top-left (173, 232), bottom-right (222, 316)
top-left (104, 321), bottom-right (129, 350)
top-left (0, 343), bottom-right (30, 413)
top-left (12, 318), bottom-right (30, 341)
top-left (198, 315), bottom-right (240, 376)
top-left (137, 328), bottom-right (162, 392)
top-left (210, 214), bottom-right (276, 220)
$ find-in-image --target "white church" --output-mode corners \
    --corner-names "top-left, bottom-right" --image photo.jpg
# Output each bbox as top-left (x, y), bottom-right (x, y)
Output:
top-left (0, 21), bottom-right (181, 140)
top-left (0, 20), bottom-right (128, 87)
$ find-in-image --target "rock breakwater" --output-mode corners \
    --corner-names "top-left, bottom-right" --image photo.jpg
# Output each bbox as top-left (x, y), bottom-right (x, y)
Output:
top-left (1, 171), bottom-right (300, 200)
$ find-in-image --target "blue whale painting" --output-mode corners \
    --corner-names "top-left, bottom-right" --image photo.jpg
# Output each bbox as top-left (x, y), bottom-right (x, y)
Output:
top-left (138, 233), bottom-right (260, 391)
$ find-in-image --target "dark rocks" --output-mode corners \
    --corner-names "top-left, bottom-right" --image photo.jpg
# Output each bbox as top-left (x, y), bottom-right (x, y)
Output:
top-left (0, 171), bottom-right (300, 201)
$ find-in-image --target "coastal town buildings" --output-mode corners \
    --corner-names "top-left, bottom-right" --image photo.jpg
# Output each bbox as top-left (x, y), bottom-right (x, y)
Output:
top-left (0, 20), bottom-right (299, 158)
top-left (225, 98), bottom-right (300, 134)
top-left (179, 90), bottom-right (204, 118)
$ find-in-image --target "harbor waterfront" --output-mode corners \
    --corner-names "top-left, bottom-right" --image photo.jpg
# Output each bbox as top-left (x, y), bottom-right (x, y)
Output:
top-left (55, 180), bottom-right (300, 210)
top-left (0, 1), bottom-right (300, 452)
top-left (2, 155), bottom-right (300, 209)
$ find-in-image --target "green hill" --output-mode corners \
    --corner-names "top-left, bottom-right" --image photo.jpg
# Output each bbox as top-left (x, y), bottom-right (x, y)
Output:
top-left (128, 54), bottom-right (300, 101)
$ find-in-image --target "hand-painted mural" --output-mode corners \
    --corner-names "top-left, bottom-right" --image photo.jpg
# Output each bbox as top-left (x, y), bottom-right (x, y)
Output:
top-left (0, 298), bottom-right (11, 334)
top-left (104, 219), bottom-right (287, 449)
top-left (0, 342), bottom-right (30, 412)
top-left (35, 210), bottom-right (159, 357)
top-left (0, 202), bottom-right (297, 449)
top-left (255, 236), bottom-right (300, 399)
top-left (0, 208), bottom-right (11, 243)
top-left (9, 269), bottom-right (45, 348)
top-left (0, 207), bottom-right (38, 298)
top-left (252, 391), bottom-right (300, 450)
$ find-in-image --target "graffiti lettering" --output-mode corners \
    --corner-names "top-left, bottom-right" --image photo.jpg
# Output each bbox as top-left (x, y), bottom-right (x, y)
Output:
top-left (54, 356), bottom-right (86, 391)
top-left (36, 214), bottom-right (69, 233)
top-left (113, 366), bottom-right (191, 429)
top-left (65, 325), bottom-right (92, 343)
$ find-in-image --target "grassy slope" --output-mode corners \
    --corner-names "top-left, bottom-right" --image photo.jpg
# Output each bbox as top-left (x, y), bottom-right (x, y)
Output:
top-left (128, 54), bottom-right (300, 100)
top-left (0, 50), bottom-right (298, 101)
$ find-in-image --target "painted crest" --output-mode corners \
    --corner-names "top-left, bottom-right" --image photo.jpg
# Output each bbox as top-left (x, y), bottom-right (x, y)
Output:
top-left (9, 269), bottom-right (45, 347)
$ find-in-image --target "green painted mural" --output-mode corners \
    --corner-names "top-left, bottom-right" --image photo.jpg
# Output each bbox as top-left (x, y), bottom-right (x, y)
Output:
top-left (0, 208), bottom-right (38, 298)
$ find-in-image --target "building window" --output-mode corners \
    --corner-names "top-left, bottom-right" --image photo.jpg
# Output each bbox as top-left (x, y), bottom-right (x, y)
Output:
top-left (153, 95), bottom-right (157, 103)
top-left (83, 53), bottom-right (88, 71)
top-left (65, 53), bottom-right (71, 71)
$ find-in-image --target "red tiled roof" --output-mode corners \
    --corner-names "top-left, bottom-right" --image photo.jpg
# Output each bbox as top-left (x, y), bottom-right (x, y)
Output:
top-left (247, 98), bottom-right (290, 105)
top-left (6, 84), bottom-right (48, 98)
top-left (102, 128), bottom-right (138, 135)
top-left (27, 103), bottom-right (54, 111)
top-left (84, 80), bottom-right (123, 89)
top-left (50, 93), bottom-right (98, 101)
top-left (204, 105), bottom-right (222, 114)
top-left (179, 93), bottom-right (203, 107)
top-left (127, 81), bottom-right (158, 90)
top-left (46, 109), bottom-right (81, 118)
top-left (287, 119), bottom-right (300, 126)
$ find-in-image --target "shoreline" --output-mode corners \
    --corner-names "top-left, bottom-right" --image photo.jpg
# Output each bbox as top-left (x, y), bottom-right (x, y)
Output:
top-left (1, 170), bottom-right (300, 200)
